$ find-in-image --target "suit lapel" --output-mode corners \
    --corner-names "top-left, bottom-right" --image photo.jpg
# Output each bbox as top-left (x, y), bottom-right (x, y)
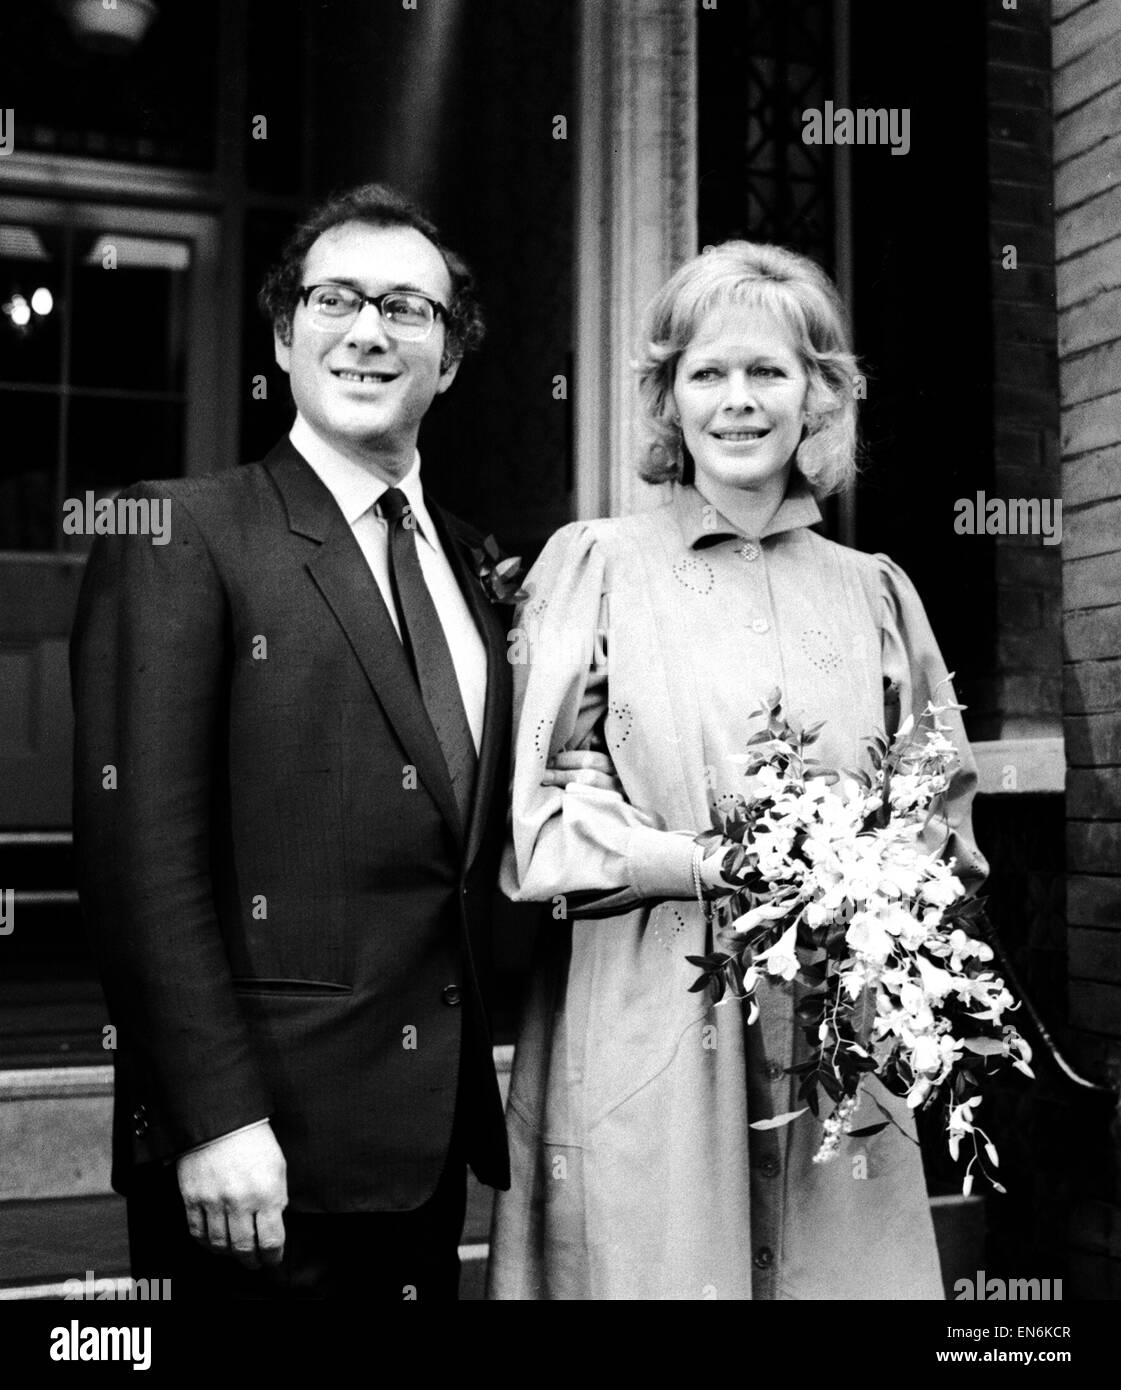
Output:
top-left (265, 440), bottom-right (464, 845)
top-left (429, 501), bottom-right (512, 873)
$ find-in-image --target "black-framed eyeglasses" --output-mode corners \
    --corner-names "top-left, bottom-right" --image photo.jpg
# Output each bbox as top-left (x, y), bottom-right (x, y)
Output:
top-left (297, 284), bottom-right (448, 340)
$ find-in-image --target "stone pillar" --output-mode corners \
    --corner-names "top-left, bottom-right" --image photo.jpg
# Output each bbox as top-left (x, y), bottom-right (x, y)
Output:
top-left (573, 0), bottom-right (697, 519)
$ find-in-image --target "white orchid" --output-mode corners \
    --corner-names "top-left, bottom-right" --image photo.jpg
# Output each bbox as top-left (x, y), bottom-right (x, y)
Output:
top-left (845, 911), bottom-right (895, 966)
top-left (690, 696), bottom-right (1028, 1185)
top-left (752, 923), bottom-right (800, 982)
top-left (947, 928), bottom-right (994, 970)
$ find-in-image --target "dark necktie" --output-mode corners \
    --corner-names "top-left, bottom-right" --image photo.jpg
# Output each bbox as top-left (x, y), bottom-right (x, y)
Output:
top-left (377, 486), bottom-right (477, 831)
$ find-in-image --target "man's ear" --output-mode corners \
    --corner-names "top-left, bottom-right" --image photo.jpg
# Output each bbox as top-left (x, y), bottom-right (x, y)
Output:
top-left (274, 326), bottom-right (292, 373)
top-left (435, 351), bottom-right (462, 395)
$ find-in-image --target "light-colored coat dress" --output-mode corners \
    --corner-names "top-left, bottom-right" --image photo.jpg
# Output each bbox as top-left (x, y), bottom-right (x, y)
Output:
top-left (486, 480), bottom-right (988, 1301)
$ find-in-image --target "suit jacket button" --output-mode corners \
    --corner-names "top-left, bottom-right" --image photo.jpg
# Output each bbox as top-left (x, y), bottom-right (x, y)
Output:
top-left (442, 985), bottom-right (462, 1007)
top-left (753, 1246), bottom-right (775, 1269)
top-left (758, 1156), bottom-right (780, 1178)
top-left (764, 1061), bottom-right (784, 1081)
top-left (132, 1106), bottom-right (146, 1121)
top-left (133, 1119), bottom-right (148, 1136)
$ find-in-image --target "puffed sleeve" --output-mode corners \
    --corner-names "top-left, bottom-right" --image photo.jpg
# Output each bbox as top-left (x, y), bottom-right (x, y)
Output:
top-left (501, 521), bottom-right (697, 913)
top-left (877, 553), bottom-right (989, 896)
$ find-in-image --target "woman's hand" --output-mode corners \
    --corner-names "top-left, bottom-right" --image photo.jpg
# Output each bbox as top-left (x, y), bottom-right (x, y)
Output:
top-left (543, 749), bottom-right (623, 794)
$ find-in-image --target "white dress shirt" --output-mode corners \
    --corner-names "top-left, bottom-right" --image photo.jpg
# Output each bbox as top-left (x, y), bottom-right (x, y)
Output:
top-left (290, 415), bottom-right (488, 752)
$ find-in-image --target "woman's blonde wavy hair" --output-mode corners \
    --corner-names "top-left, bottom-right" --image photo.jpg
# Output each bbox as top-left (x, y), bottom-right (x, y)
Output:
top-left (635, 240), bottom-right (860, 496)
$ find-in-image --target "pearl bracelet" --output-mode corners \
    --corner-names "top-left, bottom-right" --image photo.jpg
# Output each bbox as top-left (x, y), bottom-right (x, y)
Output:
top-left (691, 844), bottom-right (714, 926)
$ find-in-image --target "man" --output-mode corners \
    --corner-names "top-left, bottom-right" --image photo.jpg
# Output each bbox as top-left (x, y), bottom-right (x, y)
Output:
top-left (70, 183), bottom-right (613, 1300)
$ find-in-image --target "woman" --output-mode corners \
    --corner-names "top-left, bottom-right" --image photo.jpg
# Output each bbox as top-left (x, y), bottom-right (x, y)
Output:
top-left (487, 241), bottom-right (987, 1301)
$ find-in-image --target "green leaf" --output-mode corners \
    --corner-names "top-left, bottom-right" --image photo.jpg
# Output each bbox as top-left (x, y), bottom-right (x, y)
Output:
top-left (749, 1108), bottom-right (808, 1130)
top-left (819, 1071), bottom-right (844, 1103)
top-left (845, 1122), bottom-right (889, 1139)
top-left (799, 1080), bottom-right (821, 1117)
top-left (685, 952), bottom-right (727, 970)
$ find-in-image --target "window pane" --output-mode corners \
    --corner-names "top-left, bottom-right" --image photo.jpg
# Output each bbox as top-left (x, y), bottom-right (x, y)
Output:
top-left (0, 393), bottom-right (59, 550)
top-left (0, 225), bottom-right (64, 386)
top-left (70, 236), bottom-right (190, 393)
top-left (67, 396), bottom-right (184, 495)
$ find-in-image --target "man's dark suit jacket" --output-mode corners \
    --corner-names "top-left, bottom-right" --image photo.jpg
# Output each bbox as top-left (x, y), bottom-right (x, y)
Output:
top-left (70, 437), bottom-right (511, 1212)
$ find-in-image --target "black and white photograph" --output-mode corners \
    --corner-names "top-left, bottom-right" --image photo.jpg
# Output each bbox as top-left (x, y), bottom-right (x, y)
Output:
top-left (0, 0), bottom-right (1117, 1357)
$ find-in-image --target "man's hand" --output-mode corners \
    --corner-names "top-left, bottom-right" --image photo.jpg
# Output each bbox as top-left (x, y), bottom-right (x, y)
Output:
top-left (543, 749), bottom-right (622, 794)
top-left (176, 1122), bottom-right (288, 1269)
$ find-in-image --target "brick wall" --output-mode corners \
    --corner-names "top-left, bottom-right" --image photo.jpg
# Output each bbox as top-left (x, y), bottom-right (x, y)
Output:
top-left (989, 4), bottom-right (1064, 738)
top-left (1053, 0), bottom-right (1121, 1301)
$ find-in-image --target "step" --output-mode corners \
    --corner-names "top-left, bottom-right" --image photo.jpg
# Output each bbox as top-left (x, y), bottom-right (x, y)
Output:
top-left (0, 1051), bottom-right (513, 1297)
top-left (0, 1053), bottom-right (983, 1299)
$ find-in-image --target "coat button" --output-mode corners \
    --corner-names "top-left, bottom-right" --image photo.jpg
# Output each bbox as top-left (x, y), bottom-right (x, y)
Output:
top-left (753, 1246), bottom-right (775, 1269)
top-left (442, 985), bottom-right (462, 1007)
top-left (758, 1156), bottom-right (780, 1178)
top-left (764, 1060), bottom-right (784, 1081)
top-left (751, 617), bottom-right (770, 634)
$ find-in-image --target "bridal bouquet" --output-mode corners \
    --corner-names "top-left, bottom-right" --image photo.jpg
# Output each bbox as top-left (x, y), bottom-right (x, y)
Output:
top-left (687, 687), bottom-right (1033, 1193)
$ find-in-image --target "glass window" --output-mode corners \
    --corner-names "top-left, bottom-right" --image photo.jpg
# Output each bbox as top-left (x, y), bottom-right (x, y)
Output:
top-left (0, 219), bottom-right (191, 553)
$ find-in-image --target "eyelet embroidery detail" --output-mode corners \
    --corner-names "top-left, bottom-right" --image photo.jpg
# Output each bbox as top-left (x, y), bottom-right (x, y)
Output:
top-left (652, 904), bottom-right (689, 953)
top-left (524, 595), bottom-right (549, 623)
top-left (672, 556), bottom-right (715, 595)
top-left (534, 718), bottom-right (553, 760)
top-left (800, 627), bottom-right (842, 673)
top-left (606, 700), bottom-right (634, 747)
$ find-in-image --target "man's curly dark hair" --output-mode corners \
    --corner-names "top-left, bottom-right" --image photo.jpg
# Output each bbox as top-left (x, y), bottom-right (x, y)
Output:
top-left (258, 182), bottom-right (485, 372)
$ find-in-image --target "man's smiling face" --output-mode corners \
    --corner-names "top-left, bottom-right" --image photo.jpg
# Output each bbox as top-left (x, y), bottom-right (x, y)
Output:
top-left (274, 219), bottom-right (459, 470)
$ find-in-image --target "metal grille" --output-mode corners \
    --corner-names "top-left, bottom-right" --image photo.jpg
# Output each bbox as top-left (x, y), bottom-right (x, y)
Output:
top-left (698, 0), bottom-right (835, 269)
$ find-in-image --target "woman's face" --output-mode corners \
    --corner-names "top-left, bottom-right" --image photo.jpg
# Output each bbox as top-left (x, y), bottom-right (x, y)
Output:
top-left (672, 304), bottom-right (809, 495)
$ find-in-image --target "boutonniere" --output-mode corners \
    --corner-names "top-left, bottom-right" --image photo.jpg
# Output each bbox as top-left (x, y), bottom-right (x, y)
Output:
top-left (470, 535), bottom-right (527, 605)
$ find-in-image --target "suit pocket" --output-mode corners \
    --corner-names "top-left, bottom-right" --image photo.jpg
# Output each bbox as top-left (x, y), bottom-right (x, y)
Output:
top-left (231, 978), bottom-right (353, 997)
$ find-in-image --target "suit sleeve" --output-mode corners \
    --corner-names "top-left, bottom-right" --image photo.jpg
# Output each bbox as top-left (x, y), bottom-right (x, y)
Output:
top-left (500, 522), bottom-right (697, 915)
top-left (70, 483), bottom-right (272, 1159)
top-left (876, 552), bottom-right (989, 897)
